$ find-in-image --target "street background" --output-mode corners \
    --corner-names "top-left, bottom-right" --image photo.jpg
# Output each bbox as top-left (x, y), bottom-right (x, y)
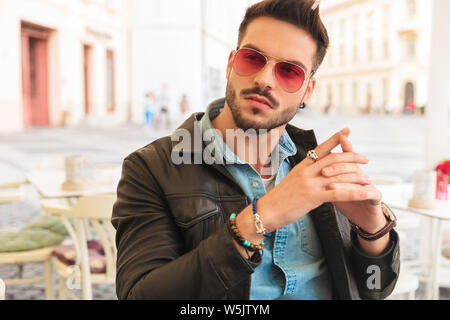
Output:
top-left (0, 111), bottom-right (449, 299)
top-left (0, 0), bottom-right (449, 300)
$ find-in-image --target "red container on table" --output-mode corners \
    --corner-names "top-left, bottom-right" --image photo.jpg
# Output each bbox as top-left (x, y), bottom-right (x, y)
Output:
top-left (436, 172), bottom-right (448, 200)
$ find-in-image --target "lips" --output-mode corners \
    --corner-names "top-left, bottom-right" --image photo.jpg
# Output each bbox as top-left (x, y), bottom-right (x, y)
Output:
top-left (245, 95), bottom-right (273, 109)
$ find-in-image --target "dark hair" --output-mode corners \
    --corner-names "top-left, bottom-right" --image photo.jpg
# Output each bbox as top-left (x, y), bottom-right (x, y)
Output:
top-left (237, 0), bottom-right (329, 74)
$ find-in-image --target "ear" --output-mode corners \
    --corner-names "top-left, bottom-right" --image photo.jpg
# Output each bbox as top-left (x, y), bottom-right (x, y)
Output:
top-left (303, 76), bottom-right (316, 104)
top-left (226, 50), bottom-right (235, 80)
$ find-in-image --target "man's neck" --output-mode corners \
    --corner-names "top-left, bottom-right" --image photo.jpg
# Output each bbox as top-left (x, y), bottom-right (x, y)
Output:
top-left (211, 102), bottom-right (285, 177)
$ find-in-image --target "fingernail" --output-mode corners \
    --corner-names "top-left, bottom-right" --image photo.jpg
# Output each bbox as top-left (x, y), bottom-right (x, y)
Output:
top-left (323, 168), bottom-right (333, 175)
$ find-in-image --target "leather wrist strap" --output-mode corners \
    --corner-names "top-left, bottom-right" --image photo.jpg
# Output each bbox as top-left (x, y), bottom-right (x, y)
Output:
top-left (350, 202), bottom-right (397, 242)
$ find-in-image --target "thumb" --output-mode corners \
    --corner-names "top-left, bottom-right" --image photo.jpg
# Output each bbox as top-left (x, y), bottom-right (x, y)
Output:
top-left (312, 128), bottom-right (350, 160)
top-left (339, 132), bottom-right (354, 153)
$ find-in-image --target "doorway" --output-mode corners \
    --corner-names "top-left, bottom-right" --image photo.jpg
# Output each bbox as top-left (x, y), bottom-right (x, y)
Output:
top-left (106, 49), bottom-right (115, 113)
top-left (404, 82), bottom-right (415, 114)
top-left (21, 23), bottom-right (50, 127)
top-left (83, 45), bottom-right (92, 115)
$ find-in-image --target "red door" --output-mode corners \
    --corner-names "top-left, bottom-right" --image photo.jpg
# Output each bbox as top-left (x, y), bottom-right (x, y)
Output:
top-left (21, 25), bottom-right (49, 127)
top-left (84, 45), bottom-right (92, 115)
top-left (106, 50), bottom-right (115, 113)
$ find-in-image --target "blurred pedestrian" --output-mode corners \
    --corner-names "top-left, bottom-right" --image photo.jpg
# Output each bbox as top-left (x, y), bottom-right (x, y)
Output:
top-left (179, 94), bottom-right (190, 119)
top-left (144, 92), bottom-right (155, 128)
top-left (158, 83), bottom-right (171, 127)
top-left (406, 99), bottom-right (415, 115)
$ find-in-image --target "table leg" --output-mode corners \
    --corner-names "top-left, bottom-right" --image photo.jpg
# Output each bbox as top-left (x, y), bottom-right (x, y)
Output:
top-left (428, 218), bottom-right (443, 300)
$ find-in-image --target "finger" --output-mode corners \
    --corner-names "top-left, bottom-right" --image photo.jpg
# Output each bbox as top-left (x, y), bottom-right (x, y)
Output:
top-left (321, 163), bottom-right (364, 177)
top-left (320, 187), bottom-right (369, 203)
top-left (303, 128), bottom-right (350, 165)
top-left (313, 152), bottom-right (369, 174)
top-left (327, 183), bottom-right (382, 202)
top-left (323, 173), bottom-right (371, 186)
top-left (339, 134), bottom-right (354, 153)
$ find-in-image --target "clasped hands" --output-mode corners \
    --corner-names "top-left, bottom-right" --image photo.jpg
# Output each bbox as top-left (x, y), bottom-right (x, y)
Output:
top-left (257, 128), bottom-right (386, 236)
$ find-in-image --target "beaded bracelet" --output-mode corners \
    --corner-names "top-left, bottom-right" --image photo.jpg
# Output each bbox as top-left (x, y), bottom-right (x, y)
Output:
top-left (252, 198), bottom-right (272, 238)
top-left (229, 213), bottom-right (264, 251)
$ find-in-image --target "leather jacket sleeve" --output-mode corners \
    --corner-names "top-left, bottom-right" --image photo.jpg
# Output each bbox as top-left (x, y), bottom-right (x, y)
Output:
top-left (111, 152), bottom-right (260, 300)
top-left (350, 229), bottom-right (400, 300)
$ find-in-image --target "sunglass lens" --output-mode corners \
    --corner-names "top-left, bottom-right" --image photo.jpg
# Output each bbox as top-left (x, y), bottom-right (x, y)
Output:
top-left (234, 49), bottom-right (266, 76)
top-left (275, 62), bottom-right (305, 92)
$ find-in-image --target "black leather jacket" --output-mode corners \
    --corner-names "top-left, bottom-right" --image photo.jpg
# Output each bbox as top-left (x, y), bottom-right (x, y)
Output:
top-left (112, 112), bottom-right (400, 300)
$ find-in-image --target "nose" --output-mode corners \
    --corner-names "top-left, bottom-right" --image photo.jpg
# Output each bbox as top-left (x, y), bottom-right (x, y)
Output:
top-left (253, 60), bottom-right (277, 91)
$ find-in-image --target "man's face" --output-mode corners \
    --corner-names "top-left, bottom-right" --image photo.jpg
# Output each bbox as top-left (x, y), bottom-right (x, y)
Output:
top-left (225, 16), bottom-right (317, 131)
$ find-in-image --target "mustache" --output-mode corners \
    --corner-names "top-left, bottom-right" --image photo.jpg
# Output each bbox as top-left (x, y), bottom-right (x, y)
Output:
top-left (240, 87), bottom-right (279, 108)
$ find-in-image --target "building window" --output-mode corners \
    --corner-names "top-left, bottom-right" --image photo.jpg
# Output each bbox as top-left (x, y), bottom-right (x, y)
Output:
top-left (406, 0), bottom-right (416, 18)
top-left (339, 81), bottom-right (345, 109)
top-left (353, 16), bottom-right (358, 63)
top-left (327, 23), bottom-right (333, 67)
top-left (367, 38), bottom-right (373, 62)
top-left (383, 38), bottom-right (389, 60)
top-left (404, 35), bottom-right (416, 59)
top-left (366, 83), bottom-right (373, 113)
top-left (352, 81), bottom-right (358, 108)
top-left (106, 49), bottom-right (115, 112)
top-left (339, 19), bottom-right (345, 65)
top-left (382, 78), bottom-right (389, 107)
top-left (339, 43), bottom-right (345, 65)
top-left (383, 5), bottom-right (390, 61)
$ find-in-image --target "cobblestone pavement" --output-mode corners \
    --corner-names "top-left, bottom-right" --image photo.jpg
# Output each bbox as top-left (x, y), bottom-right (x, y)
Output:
top-left (0, 113), bottom-right (449, 300)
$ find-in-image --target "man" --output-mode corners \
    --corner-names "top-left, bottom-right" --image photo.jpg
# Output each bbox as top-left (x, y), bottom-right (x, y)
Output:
top-left (112, 0), bottom-right (399, 300)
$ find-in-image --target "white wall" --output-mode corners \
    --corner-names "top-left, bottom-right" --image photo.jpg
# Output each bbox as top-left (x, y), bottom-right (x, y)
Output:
top-left (129, 0), bottom-right (256, 126)
top-left (0, 0), bottom-right (130, 132)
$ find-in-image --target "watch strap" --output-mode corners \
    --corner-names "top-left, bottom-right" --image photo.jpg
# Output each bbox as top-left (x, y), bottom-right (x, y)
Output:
top-left (350, 202), bottom-right (397, 242)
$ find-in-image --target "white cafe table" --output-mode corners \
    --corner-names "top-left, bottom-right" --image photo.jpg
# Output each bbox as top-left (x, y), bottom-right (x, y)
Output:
top-left (384, 183), bottom-right (450, 300)
top-left (0, 172), bottom-right (28, 189)
top-left (25, 166), bottom-right (121, 199)
top-left (0, 189), bottom-right (23, 204)
top-left (0, 168), bottom-right (27, 203)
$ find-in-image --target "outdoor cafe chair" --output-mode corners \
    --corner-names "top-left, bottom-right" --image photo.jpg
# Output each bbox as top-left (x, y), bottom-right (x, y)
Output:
top-left (0, 186), bottom-right (62, 300)
top-left (0, 278), bottom-right (5, 300)
top-left (0, 189), bottom-right (23, 204)
top-left (0, 246), bottom-right (56, 299)
top-left (40, 194), bottom-right (117, 300)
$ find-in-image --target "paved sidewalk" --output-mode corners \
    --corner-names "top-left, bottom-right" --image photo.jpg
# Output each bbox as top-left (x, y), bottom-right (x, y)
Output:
top-left (0, 114), bottom-right (449, 300)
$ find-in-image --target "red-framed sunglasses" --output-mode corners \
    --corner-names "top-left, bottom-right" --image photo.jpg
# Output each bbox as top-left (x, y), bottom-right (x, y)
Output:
top-left (232, 47), bottom-right (311, 93)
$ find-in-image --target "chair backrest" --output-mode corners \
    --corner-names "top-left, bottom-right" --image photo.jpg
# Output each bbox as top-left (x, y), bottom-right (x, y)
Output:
top-left (0, 278), bottom-right (5, 300)
top-left (56, 194), bottom-right (117, 299)
top-left (71, 194), bottom-right (117, 219)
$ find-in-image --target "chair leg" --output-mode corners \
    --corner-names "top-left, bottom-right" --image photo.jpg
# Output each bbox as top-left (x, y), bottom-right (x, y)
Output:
top-left (44, 259), bottom-right (54, 300)
top-left (58, 275), bottom-right (65, 300)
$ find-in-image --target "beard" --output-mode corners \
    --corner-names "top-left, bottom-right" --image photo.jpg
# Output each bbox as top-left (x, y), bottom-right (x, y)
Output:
top-left (225, 81), bottom-right (300, 132)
